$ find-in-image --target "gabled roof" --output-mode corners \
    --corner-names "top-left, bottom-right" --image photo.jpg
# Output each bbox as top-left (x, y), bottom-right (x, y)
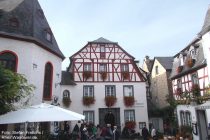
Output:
top-left (155, 57), bottom-right (173, 70)
top-left (199, 5), bottom-right (210, 36)
top-left (90, 37), bottom-right (117, 44)
top-left (144, 58), bottom-right (154, 72)
top-left (0, 0), bottom-right (65, 59)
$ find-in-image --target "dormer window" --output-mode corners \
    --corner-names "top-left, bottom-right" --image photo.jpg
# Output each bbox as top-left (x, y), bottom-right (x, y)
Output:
top-left (190, 49), bottom-right (197, 59)
top-left (179, 54), bottom-right (184, 66)
top-left (45, 28), bottom-right (52, 42)
top-left (37, 9), bottom-right (44, 19)
top-left (9, 18), bottom-right (19, 28)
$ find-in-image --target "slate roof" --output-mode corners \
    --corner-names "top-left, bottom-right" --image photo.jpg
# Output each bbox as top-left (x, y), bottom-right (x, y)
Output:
top-left (90, 37), bottom-right (117, 44)
top-left (155, 57), bottom-right (173, 70)
top-left (199, 5), bottom-right (210, 36)
top-left (170, 45), bottom-right (206, 80)
top-left (60, 71), bottom-right (76, 85)
top-left (0, 0), bottom-right (65, 59)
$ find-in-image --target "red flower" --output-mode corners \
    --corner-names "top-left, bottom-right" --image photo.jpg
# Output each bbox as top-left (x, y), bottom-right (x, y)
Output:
top-left (124, 96), bottom-right (135, 107)
top-left (105, 96), bottom-right (117, 107)
top-left (83, 96), bottom-right (95, 106)
top-left (125, 121), bottom-right (136, 129)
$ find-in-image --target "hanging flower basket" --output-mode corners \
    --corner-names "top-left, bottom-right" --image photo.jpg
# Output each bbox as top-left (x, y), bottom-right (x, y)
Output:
top-left (100, 72), bottom-right (107, 80)
top-left (176, 88), bottom-right (182, 97)
top-left (62, 97), bottom-right (71, 107)
top-left (125, 121), bottom-right (136, 129)
top-left (176, 66), bottom-right (183, 73)
top-left (122, 71), bottom-right (129, 79)
top-left (186, 58), bottom-right (195, 68)
top-left (191, 84), bottom-right (200, 97)
top-left (83, 96), bottom-right (95, 106)
top-left (105, 96), bottom-right (117, 107)
top-left (83, 71), bottom-right (92, 80)
top-left (124, 96), bottom-right (135, 107)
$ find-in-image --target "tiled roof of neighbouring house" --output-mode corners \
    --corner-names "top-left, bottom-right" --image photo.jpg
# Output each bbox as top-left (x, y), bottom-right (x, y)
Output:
top-left (199, 5), bottom-right (210, 36)
top-left (90, 37), bottom-right (117, 44)
top-left (156, 57), bottom-right (174, 70)
top-left (60, 71), bottom-right (76, 85)
top-left (0, 0), bottom-right (65, 59)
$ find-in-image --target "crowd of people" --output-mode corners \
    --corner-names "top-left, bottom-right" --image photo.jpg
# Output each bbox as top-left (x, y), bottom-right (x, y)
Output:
top-left (65, 123), bottom-right (120, 140)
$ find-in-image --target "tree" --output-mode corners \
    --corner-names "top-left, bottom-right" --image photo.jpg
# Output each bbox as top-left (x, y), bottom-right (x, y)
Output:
top-left (0, 65), bottom-right (35, 115)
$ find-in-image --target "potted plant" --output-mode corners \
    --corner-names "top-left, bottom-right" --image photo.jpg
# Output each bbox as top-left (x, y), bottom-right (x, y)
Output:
top-left (105, 96), bottom-right (117, 107)
top-left (176, 88), bottom-right (182, 97)
top-left (186, 57), bottom-right (196, 68)
top-left (124, 96), bottom-right (135, 107)
top-left (83, 71), bottom-right (92, 80)
top-left (176, 66), bottom-right (183, 73)
top-left (62, 97), bottom-right (71, 107)
top-left (83, 96), bottom-right (95, 106)
top-left (122, 71), bottom-right (129, 79)
top-left (100, 71), bottom-right (107, 80)
top-left (125, 121), bottom-right (136, 129)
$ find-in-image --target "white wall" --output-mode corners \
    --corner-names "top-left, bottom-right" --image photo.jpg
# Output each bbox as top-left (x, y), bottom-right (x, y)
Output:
top-left (61, 82), bottom-right (148, 132)
top-left (0, 37), bottom-right (63, 105)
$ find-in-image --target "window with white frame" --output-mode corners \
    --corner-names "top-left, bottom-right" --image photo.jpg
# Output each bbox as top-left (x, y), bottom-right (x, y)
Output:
top-left (180, 111), bottom-right (186, 126)
top-left (190, 49), bottom-right (197, 59)
top-left (83, 111), bottom-right (94, 124)
top-left (83, 86), bottom-right (94, 97)
top-left (177, 79), bottom-right (182, 89)
top-left (124, 85), bottom-right (134, 97)
top-left (185, 111), bottom-right (192, 126)
top-left (191, 73), bottom-right (199, 85)
top-left (155, 66), bottom-right (159, 75)
top-left (124, 110), bottom-right (135, 122)
top-left (105, 85), bottom-right (116, 96)
top-left (100, 45), bottom-right (106, 58)
top-left (63, 90), bottom-right (70, 98)
top-left (121, 64), bottom-right (129, 72)
top-left (99, 64), bottom-right (107, 72)
top-left (84, 63), bottom-right (91, 71)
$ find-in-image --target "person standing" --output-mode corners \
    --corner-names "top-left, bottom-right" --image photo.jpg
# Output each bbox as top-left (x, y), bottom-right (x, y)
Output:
top-left (105, 124), bottom-right (113, 140)
top-left (113, 125), bottom-right (120, 140)
top-left (151, 126), bottom-right (157, 140)
top-left (142, 125), bottom-right (149, 140)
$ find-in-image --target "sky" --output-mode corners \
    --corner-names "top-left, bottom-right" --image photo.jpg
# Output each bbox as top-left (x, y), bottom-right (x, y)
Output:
top-left (38, 0), bottom-right (210, 70)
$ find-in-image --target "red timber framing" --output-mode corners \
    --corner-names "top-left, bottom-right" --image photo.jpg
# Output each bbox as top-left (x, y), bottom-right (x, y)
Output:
top-left (172, 66), bottom-right (209, 96)
top-left (69, 42), bottom-right (145, 82)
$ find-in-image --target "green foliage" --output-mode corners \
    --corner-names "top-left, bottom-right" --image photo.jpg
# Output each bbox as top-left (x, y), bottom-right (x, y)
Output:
top-left (0, 65), bottom-right (35, 115)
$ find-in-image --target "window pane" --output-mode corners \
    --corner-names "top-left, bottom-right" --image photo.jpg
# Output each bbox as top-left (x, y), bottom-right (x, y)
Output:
top-left (43, 63), bottom-right (53, 100)
top-left (0, 52), bottom-right (17, 72)
top-left (106, 86), bottom-right (115, 96)
top-left (124, 86), bottom-right (133, 96)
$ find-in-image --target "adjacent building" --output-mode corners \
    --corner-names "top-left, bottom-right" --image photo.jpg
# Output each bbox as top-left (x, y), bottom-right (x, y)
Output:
top-left (0, 0), bottom-right (64, 131)
top-left (61, 37), bottom-right (149, 132)
top-left (170, 5), bottom-right (210, 140)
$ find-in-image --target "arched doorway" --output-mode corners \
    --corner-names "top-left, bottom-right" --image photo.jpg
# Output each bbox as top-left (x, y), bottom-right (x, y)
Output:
top-left (104, 111), bottom-right (115, 127)
top-left (99, 108), bottom-right (120, 129)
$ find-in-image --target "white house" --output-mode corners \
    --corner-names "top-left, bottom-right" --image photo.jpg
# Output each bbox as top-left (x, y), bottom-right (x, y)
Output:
top-left (170, 5), bottom-right (210, 140)
top-left (0, 0), bottom-right (64, 131)
top-left (61, 37), bottom-right (149, 132)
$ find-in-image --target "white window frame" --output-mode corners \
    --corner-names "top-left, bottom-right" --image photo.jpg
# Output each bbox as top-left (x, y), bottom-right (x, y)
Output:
top-left (99, 64), bottom-right (107, 72)
top-left (124, 110), bottom-right (135, 122)
top-left (84, 63), bottom-right (91, 71)
top-left (83, 86), bottom-right (94, 97)
top-left (83, 111), bottom-right (94, 124)
top-left (105, 85), bottom-right (116, 96)
top-left (124, 85), bottom-right (134, 97)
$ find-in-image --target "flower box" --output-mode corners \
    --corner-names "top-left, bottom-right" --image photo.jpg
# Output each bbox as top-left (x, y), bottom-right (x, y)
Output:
top-left (124, 96), bottom-right (135, 107)
top-left (176, 66), bottom-right (183, 73)
top-left (176, 88), bottom-right (182, 97)
top-left (191, 84), bottom-right (200, 97)
top-left (62, 97), bottom-right (71, 107)
top-left (105, 96), bottom-right (117, 107)
top-left (122, 71), bottom-right (129, 79)
top-left (83, 71), bottom-right (92, 80)
top-left (125, 121), bottom-right (136, 129)
top-left (100, 72), bottom-right (107, 80)
top-left (186, 58), bottom-right (195, 68)
top-left (83, 96), bottom-right (95, 106)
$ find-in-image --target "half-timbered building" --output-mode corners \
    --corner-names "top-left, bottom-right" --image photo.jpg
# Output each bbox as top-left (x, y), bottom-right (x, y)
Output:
top-left (61, 37), bottom-right (149, 132)
top-left (170, 6), bottom-right (210, 140)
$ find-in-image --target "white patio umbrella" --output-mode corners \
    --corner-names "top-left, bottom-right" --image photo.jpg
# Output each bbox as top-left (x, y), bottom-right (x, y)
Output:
top-left (0, 103), bottom-right (85, 124)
